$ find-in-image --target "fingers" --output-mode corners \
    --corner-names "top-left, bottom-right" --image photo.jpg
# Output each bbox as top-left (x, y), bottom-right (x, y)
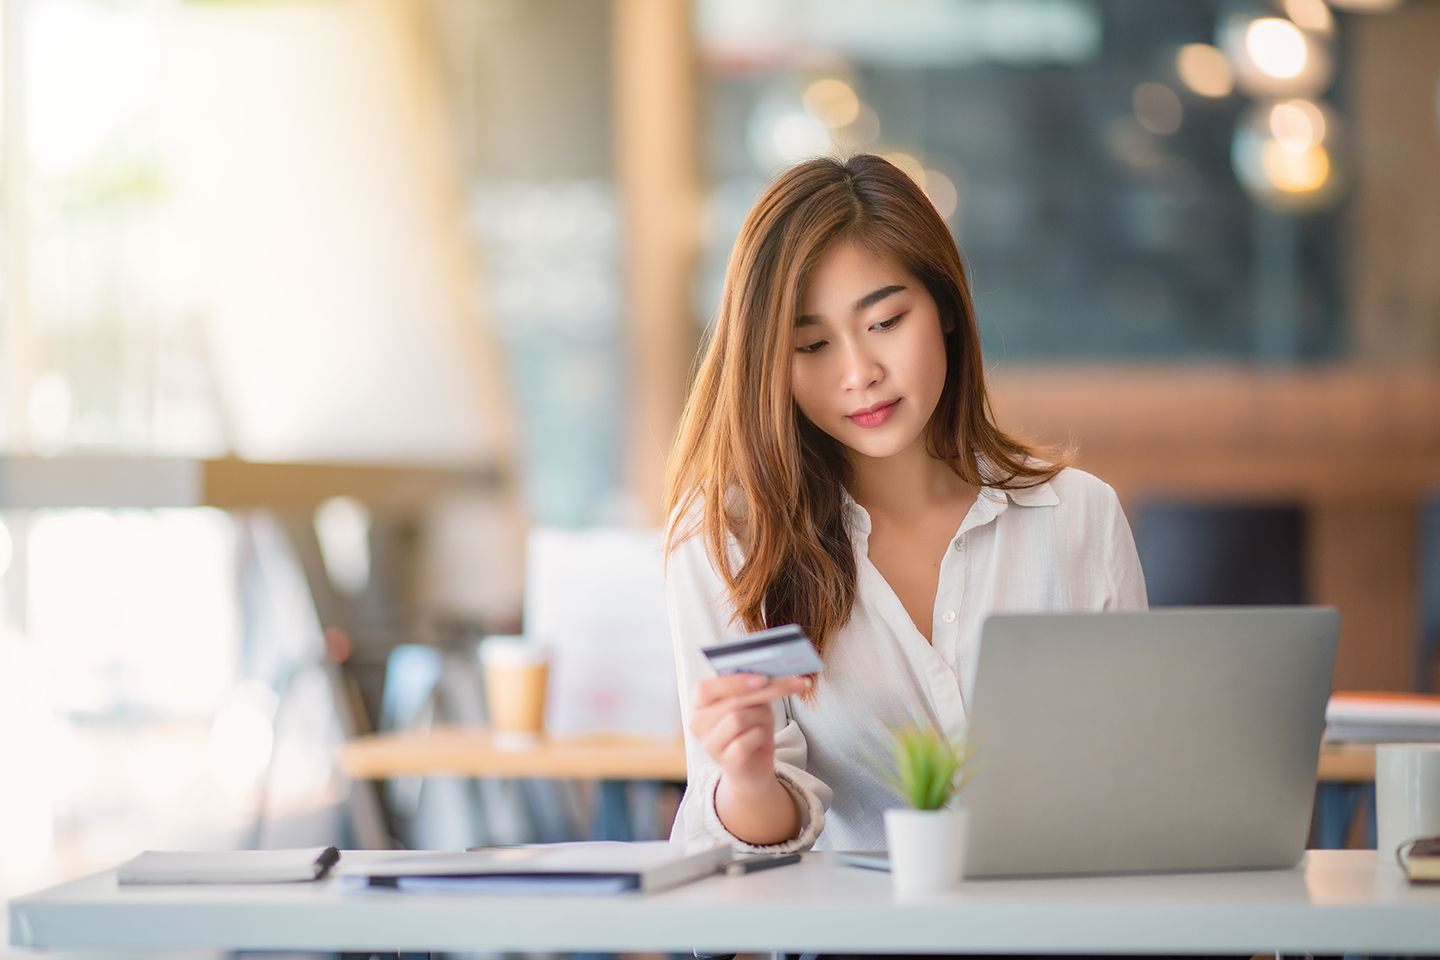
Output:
top-left (689, 674), bottom-right (812, 772)
top-left (719, 726), bottom-right (770, 768)
top-left (691, 697), bottom-right (771, 746)
top-left (688, 676), bottom-right (808, 742)
top-left (702, 704), bottom-right (774, 750)
top-left (695, 673), bottom-right (810, 709)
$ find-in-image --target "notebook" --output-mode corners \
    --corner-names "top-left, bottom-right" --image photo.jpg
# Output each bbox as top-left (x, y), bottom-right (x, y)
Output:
top-left (1326, 691), bottom-right (1440, 743)
top-left (338, 841), bottom-right (730, 894)
top-left (117, 847), bottom-right (340, 885)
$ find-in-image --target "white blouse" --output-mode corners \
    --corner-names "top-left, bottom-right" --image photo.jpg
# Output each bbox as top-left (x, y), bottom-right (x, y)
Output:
top-left (665, 466), bottom-right (1148, 853)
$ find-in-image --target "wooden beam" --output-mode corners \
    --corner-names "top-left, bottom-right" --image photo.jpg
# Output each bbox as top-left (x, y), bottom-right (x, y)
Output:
top-left (989, 366), bottom-right (1440, 692)
top-left (0, 456), bottom-right (503, 512)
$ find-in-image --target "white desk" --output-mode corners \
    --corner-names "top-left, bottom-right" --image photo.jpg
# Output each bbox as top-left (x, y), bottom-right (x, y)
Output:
top-left (9, 851), bottom-right (1440, 955)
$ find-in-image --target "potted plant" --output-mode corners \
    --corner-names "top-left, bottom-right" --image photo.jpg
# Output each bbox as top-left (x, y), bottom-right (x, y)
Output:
top-left (879, 725), bottom-right (975, 893)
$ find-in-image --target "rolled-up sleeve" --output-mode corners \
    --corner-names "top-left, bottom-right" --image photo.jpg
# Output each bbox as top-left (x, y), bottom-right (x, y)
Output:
top-left (665, 523), bottom-right (832, 853)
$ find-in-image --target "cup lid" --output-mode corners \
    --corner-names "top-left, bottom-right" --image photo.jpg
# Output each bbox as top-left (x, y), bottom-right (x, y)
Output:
top-left (480, 636), bottom-right (549, 666)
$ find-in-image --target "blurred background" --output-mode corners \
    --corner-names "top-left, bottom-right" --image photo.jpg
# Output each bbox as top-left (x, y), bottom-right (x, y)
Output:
top-left (0, 0), bottom-right (1437, 936)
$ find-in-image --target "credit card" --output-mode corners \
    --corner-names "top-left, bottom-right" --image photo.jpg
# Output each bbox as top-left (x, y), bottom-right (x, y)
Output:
top-left (701, 624), bottom-right (823, 678)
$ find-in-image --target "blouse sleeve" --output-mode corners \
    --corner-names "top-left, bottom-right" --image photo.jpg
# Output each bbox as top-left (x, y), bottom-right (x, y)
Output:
top-left (664, 523), bottom-right (832, 853)
top-left (1101, 483), bottom-right (1149, 611)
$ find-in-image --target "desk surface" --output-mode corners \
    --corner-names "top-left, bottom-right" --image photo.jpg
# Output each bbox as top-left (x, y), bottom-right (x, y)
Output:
top-left (12, 851), bottom-right (1440, 955)
top-left (340, 727), bottom-right (1376, 784)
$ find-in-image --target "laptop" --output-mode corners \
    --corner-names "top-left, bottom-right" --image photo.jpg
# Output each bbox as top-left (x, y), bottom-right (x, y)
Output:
top-left (954, 607), bottom-right (1338, 878)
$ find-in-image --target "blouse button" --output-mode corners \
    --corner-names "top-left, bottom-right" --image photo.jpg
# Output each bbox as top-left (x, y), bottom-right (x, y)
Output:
top-left (953, 538), bottom-right (965, 552)
top-left (941, 610), bottom-right (958, 624)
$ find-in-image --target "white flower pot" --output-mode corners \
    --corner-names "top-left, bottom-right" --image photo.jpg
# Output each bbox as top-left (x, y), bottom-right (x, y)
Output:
top-left (884, 807), bottom-right (968, 894)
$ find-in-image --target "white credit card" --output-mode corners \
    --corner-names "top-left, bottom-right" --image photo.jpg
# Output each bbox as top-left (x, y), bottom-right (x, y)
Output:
top-left (700, 624), bottom-right (823, 678)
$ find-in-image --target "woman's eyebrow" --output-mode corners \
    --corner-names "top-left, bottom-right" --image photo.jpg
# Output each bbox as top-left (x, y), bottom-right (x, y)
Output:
top-left (797, 284), bottom-right (908, 326)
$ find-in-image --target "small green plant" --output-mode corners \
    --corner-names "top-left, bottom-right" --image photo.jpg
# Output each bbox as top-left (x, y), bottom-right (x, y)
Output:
top-left (880, 726), bottom-right (975, 811)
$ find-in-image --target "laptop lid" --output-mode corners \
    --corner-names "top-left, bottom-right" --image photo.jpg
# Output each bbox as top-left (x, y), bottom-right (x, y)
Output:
top-left (960, 607), bottom-right (1338, 878)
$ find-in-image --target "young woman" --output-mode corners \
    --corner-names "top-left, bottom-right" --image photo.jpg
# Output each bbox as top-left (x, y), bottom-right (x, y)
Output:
top-left (664, 154), bottom-right (1146, 854)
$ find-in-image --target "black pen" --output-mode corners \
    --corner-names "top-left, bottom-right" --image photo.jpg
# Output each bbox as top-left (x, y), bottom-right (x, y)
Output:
top-left (723, 852), bottom-right (802, 876)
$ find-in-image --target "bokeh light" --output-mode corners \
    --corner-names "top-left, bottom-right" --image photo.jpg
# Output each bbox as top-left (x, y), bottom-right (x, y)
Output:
top-left (1260, 140), bottom-right (1331, 192)
top-left (1220, 4), bottom-right (1334, 97)
top-left (1232, 97), bottom-right (1344, 212)
top-left (1284, 0), bottom-right (1335, 34)
top-left (1105, 115), bottom-right (1165, 170)
top-left (922, 168), bottom-right (960, 220)
top-left (1268, 99), bottom-right (1328, 149)
top-left (1133, 82), bottom-right (1184, 135)
top-left (746, 91), bottom-right (833, 168)
top-left (803, 78), bottom-right (861, 128)
top-left (882, 151), bottom-right (925, 186)
top-left (834, 104), bottom-right (882, 150)
top-left (1176, 43), bottom-right (1235, 98)
top-left (1246, 18), bottom-right (1307, 79)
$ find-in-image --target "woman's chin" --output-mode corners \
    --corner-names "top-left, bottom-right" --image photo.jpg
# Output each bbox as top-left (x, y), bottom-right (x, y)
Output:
top-left (835, 428), bottom-right (922, 461)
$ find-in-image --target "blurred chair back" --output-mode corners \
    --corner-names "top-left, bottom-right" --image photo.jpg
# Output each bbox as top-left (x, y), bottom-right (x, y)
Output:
top-left (1134, 503), bottom-right (1306, 607)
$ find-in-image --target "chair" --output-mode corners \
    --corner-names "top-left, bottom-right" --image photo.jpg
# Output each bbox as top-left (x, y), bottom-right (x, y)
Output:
top-left (376, 642), bottom-right (586, 850)
top-left (1133, 502), bottom-right (1306, 607)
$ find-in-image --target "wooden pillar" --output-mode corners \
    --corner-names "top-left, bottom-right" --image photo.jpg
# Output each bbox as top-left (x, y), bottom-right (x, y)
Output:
top-left (1309, 500), bottom-right (1421, 691)
top-left (1344, 1), bottom-right (1440, 363)
top-left (614, 0), bottom-right (701, 523)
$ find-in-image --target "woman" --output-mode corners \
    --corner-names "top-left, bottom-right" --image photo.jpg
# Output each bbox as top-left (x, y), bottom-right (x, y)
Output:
top-left (664, 154), bottom-right (1146, 854)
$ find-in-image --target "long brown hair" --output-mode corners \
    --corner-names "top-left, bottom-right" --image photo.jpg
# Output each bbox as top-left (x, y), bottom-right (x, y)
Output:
top-left (664, 154), bottom-right (1065, 680)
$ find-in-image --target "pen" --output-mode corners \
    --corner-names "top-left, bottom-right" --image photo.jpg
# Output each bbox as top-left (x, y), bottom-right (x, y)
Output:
top-left (723, 852), bottom-right (802, 876)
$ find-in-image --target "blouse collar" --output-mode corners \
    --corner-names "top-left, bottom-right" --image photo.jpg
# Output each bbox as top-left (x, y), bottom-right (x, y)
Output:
top-left (839, 465), bottom-right (1060, 540)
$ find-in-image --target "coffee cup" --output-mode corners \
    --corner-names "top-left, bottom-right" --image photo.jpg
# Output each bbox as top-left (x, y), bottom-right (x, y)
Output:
top-left (480, 636), bottom-right (550, 749)
top-left (1376, 743), bottom-right (1440, 865)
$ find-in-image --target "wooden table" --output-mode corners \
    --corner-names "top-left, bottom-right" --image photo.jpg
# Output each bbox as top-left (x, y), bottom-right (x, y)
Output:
top-left (340, 729), bottom-right (688, 841)
top-left (1316, 741), bottom-right (1377, 782)
top-left (340, 727), bottom-right (1372, 785)
top-left (340, 728), bottom-right (687, 781)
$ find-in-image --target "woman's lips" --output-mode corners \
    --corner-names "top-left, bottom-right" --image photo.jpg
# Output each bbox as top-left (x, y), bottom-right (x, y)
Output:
top-left (846, 398), bottom-right (901, 428)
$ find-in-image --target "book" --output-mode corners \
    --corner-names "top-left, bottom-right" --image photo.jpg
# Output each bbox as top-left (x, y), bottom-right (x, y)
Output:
top-left (338, 841), bottom-right (731, 895)
top-left (1325, 723), bottom-right (1440, 743)
top-left (1325, 691), bottom-right (1440, 743)
top-left (117, 847), bottom-right (340, 885)
top-left (1400, 836), bottom-right (1440, 883)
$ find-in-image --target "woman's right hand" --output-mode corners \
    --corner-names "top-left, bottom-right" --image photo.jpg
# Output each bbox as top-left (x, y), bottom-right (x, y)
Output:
top-left (689, 673), bottom-right (811, 790)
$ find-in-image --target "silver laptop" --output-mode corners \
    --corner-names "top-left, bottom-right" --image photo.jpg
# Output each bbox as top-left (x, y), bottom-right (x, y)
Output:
top-left (959, 607), bottom-right (1338, 878)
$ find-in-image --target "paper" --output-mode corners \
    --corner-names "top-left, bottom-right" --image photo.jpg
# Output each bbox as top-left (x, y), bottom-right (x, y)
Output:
top-left (525, 528), bottom-right (679, 737)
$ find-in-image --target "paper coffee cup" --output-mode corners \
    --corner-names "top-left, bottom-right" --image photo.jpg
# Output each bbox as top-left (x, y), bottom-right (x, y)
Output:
top-left (480, 636), bottom-right (550, 749)
top-left (1376, 743), bottom-right (1440, 865)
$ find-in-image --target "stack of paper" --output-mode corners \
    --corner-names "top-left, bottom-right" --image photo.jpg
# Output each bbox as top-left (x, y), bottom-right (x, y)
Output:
top-left (1325, 692), bottom-right (1440, 743)
top-left (338, 841), bottom-right (730, 895)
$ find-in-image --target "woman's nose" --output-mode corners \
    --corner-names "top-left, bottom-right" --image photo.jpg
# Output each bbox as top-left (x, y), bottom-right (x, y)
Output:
top-left (839, 340), bottom-right (882, 392)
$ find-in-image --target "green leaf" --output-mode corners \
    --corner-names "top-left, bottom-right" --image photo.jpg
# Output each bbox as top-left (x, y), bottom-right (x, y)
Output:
top-left (882, 723), bottom-right (974, 811)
